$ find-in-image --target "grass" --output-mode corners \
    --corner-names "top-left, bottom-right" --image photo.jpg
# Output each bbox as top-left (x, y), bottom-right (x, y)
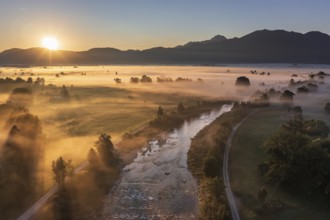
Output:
top-left (230, 106), bottom-right (330, 220)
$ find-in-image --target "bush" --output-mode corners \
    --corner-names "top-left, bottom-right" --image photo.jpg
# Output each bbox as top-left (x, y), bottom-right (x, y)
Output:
top-left (203, 156), bottom-right (220, 178)
top-left (235, 76), bottom-right (250, 86)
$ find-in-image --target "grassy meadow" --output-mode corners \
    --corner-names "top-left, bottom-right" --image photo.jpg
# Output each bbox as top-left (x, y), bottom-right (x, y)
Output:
top-left (230, 108), bottom-right (330, 220)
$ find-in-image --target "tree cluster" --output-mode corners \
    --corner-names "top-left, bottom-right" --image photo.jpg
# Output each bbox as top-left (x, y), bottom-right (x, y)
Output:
top-left (51, 134), bottom-right (122, 220)
top-left (156, 76), bottom-right (173, 83)
top-left (130, 75), bottom-right (152, 83)
top-left (175, 77), bottom-right (193, 82)
top-left (0, 106), bottom-right (44, 219)
top-left (261, 118), bottom-right (330, 194)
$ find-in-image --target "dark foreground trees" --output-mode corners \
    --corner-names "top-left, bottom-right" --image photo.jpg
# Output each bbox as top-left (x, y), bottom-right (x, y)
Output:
top-left (52, 157), bottom-right (74, 188)
top-left (0, 106), bottom-right (44, 219)
top-left (52, 157), bottom-right (74, 220)
top-left (50, 133), bottom-right (122, 220)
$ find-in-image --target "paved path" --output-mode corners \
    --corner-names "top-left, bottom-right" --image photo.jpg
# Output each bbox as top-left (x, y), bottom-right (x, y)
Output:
top-left (223, 110), bottom-right (257, 220)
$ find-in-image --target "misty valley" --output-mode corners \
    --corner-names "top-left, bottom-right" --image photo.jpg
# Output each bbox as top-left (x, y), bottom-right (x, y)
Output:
top-left (0, 65), bottom-right (330, 220)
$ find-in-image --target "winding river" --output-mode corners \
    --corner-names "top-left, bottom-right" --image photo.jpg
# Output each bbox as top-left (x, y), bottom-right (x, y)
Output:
top-left (103, 104), bottom-right (233, 220)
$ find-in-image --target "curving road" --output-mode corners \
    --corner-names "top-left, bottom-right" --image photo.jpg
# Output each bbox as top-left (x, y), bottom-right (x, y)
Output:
top-left (223, 110), bottom-right (257, 220)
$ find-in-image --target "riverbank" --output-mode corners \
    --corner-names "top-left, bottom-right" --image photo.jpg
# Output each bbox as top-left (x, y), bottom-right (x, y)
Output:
top-left (117, 99), bottom-right (233, 165)
top-left (188, 104), bottom-right (254, 220)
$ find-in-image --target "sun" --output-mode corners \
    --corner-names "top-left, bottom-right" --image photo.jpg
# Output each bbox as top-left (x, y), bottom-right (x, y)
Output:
top-left (42, 36), bottom-right (59, 50)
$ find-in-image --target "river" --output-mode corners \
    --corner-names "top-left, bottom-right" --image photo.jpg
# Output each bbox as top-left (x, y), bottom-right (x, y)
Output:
top-left (103, 104), bottom-right (233, 220)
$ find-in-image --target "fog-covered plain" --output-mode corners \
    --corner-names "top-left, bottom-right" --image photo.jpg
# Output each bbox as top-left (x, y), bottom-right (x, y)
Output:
top-left (1, 64), bottom-right (330, 190)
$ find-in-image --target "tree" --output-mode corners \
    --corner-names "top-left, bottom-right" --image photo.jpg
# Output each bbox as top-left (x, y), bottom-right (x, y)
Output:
top-left (60, 85), bottom-right (70, 102)
top-left (303, 119), bottom-right (330, 138)
top-left (280, 90), bottom-right (295, 105)
top-left (203, 156), bottom-right (220, 178)
top-left (262, 128), bottom-right (309, 184)
top-left (114, 78), bottom-right (121, 83)
top-left (262, 118), bottom-right (330, 191)
top-left (52, 157), bottom-right (74, 188)
top-left (130, 77), bottom-right (140, 83)
top-left (296, 86), bottom-right (309, 94)
top-left (157, 106), bottom-right (164, 117)
top-left (140, 75), bottom-right (152, 83)
top-left (235, 76), bottom-right (250, 86)
top-left (8, 87), bottom-right (33, 106)
top-left (177, 102), bottom-right (185, 114)
top-left (87, 148), bottom-right (99, 167)
top-left (0, 108), bottom-right (45, 218)
top-left (95, 134), bottom-right (120, 167)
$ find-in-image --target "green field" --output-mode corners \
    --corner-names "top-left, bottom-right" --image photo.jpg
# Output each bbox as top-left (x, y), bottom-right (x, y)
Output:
top-left (230, 107), bottom-right (330, 220)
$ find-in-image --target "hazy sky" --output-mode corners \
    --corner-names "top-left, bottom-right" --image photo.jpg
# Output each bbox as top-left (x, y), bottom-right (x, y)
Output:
top-left (1, 0), bottom-right (329, 51)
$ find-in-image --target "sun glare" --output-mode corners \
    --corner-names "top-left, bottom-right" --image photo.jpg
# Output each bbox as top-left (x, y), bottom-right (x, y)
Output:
top-left (42, 36), bottom-right (59, 50)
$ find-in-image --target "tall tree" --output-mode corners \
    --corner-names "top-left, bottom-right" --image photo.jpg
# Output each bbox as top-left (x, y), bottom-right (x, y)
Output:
top-left (177, 102), bottom-right (185, 114)
top-left (157, 106), bottom-right (164, 117)
top-left (95, 134), bottom-right (120, 167)
top-left (52, 157), bottom-right (74, 188)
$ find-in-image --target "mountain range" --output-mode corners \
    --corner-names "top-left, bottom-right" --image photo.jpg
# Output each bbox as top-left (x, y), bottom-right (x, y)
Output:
top-left (1, 29), bottom-right (330, 66)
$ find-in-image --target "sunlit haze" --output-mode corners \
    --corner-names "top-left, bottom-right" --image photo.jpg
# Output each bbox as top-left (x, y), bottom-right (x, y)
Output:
top-left (41, 36), bottom-right (59, 50)
top-left (2, 1), bottom-right (330, 220)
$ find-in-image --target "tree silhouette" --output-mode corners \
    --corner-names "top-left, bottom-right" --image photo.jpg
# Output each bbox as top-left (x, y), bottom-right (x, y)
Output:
top-left (157, 106), bottom-right (164, 116)
top-left (52, 157), bottom-right (74, 188)
top-left (177, 102), bottom-right (185, 114)
top-left (140, 75), bottom-right (152, 83)
top-left (95, 134), bottom-right (120, 167)
top-left (235, 76), bottom-right (250, 86)
top-left (280, 90), bottom-right (295, 104)
top-left (60, 85), bottom-right (70, 102)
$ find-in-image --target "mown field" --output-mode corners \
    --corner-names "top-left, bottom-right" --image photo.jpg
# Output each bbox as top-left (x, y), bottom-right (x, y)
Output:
top-left (230, 107), bottom-right (330, 220)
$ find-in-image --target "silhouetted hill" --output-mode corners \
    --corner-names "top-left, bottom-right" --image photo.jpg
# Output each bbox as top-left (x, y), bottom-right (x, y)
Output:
top-left (177, 35), bottom-right (227, 48)
top-left (1, 29), bottom-right (330, 65)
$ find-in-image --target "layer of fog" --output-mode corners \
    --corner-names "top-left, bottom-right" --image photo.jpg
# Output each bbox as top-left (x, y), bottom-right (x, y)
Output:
top-left (1, 65), bottom-right (330, 192)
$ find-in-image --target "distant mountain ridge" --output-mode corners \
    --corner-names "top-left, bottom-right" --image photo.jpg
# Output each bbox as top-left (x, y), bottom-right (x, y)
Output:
top-left (1, 29), bottom-right (330, 65)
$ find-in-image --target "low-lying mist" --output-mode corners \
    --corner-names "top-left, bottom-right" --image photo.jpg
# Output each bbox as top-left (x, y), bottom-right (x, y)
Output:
top-left (1, 64), bottom-right (330, 218)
